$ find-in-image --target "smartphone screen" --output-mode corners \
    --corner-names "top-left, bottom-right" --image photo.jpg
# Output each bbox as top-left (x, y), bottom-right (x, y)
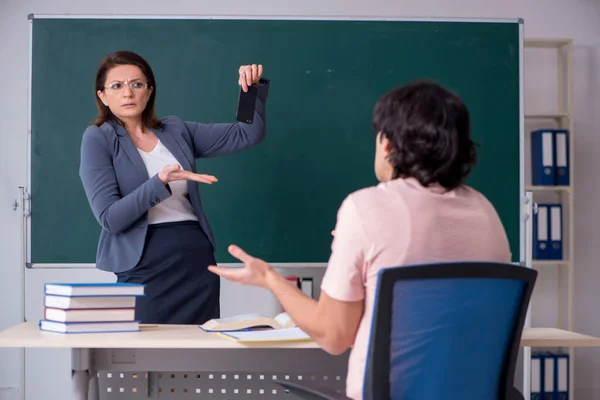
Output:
top-left (236, 85), bottom-right (258, 124)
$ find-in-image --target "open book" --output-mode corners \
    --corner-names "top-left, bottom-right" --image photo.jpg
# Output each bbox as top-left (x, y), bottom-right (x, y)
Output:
top-left (199, 312), bottom-right (296, 332)
top-left (218, 327), bottom-right (311, 343)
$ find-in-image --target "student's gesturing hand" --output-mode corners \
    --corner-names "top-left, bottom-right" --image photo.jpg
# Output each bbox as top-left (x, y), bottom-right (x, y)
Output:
top-left (208, 245), bottom-right (274, 289)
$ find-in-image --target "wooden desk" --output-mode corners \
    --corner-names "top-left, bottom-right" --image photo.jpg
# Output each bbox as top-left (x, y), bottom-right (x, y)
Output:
top-left (0, 322), bottom-right (321, 349)
top-left (0, 323), bottom-right (348, 400)
top-left (521, 327), bottom-right (600, 347)
top-left (2, 323), bottom-right (599, 400)
top-left (2, 323), bottom-right (598, 349)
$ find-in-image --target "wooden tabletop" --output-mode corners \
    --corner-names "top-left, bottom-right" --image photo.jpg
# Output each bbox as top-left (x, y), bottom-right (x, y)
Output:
top-left (520, 327), bottom-right (600, 347)
top-left (1, 323), bottom-right (599, 349)
top-left (0, 322), bottom-right (319, 349)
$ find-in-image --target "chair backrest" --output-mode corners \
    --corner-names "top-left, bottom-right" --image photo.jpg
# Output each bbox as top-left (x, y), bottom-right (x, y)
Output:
top-left (363, 261), bottom-right (537, 400)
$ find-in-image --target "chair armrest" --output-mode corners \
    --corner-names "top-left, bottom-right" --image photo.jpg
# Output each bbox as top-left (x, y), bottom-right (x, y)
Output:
top-left (273, 379), bottom-right (351, 400)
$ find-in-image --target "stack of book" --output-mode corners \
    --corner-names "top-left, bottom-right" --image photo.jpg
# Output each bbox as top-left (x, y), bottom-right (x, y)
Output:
top-left (38, 282), bottom-right (144, 334)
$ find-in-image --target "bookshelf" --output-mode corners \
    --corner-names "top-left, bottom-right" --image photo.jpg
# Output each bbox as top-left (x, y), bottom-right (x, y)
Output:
top-left (524, 38), bottom-right (574, 398)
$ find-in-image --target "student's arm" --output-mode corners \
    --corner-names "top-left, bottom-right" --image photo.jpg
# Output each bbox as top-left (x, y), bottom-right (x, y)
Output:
top-left (265, 272), bottom-right (364, 355)
top-left (208, 196), bottom-right (366, 355)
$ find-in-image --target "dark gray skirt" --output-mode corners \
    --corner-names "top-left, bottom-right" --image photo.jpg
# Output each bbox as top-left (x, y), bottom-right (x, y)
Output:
top-left (115, 220), bottom-right (220, 325)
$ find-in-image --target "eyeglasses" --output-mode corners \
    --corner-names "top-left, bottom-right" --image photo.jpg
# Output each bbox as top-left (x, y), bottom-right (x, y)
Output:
top-left (104, 80), bottom-right (151, 93)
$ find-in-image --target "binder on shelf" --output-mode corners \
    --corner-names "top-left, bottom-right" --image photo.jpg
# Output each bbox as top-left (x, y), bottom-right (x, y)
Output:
top-left (531, 130), bottom-right (555, 186)
top-left (533, 203), bottom-right (563, 260)
top-left (300, 278), bottom-right (314, 298)
top-left (530, 129), bottom-right (570, 187)
top-left (531, 353), bottom-right (542, 399)
top-left (543, 352), bottom-right (556, 399)
top-left (533, 204), bottom-right (550, 260)
top-left (285, 276), bottom-right (300, 288)
top-left (555, 352), bottom-right (569, 400)
top-left (536, 351), bottom-right (569, 400)
top-left (554, 129), bottom-right (570, 186)
top-left (279, 276), bottom-right (300, 312)
top-left (550, 204), bottom-right (563, 260)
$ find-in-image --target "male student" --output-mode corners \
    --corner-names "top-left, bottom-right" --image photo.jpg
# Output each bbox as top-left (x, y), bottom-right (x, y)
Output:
top-left (208, 79), bottom-right (511, 400)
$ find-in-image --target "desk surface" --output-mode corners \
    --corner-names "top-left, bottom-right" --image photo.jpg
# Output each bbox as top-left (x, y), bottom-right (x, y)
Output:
top-left (0, 323), bottom-right (319, 349)
top-left (1, 323), bottom-right (599, 349)
top-left (520, 327), bottom-right (600, 347)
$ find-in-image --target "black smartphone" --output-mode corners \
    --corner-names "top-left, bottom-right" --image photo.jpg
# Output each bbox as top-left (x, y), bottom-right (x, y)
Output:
top-left (236, 85), bottom-right (258, 124)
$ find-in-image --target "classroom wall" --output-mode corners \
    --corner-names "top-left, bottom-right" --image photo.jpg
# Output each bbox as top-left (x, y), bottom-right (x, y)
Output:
top-left (1, 0), bottom-right (600, 398)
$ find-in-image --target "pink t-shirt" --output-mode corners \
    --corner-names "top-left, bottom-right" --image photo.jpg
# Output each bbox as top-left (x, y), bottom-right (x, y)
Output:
top-left (320, 177), bottom-right (511, 400)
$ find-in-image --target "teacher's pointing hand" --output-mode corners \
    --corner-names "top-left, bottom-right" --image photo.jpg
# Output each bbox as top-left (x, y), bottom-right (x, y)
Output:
top-left (238, 64), bottom-right (263, 93)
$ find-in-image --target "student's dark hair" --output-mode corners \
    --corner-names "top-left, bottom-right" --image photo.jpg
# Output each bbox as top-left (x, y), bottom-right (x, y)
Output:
top-left (93, 50), bottom-right (160, 128)
top-left (371, 79), bottom-right (477, 190)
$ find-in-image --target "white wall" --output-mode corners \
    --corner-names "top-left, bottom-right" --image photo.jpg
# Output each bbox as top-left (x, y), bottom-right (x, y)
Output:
top-left (1, 0), bottom-right (600, 398)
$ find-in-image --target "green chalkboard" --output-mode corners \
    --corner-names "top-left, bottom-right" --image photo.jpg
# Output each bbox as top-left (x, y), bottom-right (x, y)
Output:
top-left (29, 17), bottom-right (522, 265)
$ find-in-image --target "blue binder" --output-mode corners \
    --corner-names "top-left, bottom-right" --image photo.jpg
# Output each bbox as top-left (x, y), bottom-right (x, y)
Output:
top-left (533, 203), bottom-right (563, 260)
top-left (549, 204), bottom-right (563, 260)
top-left (531, 130), bottom-right (555, 186)
top-left (532, 204), bottom-right (550, 260)
top-left (542, 352), bottom-right (556, 400)
top-left (554, 352), bottom-right (569, 400)
top-left (531, 353), bottom-right (542, 399)
top-left (554, 130), bottom-right (570, 186)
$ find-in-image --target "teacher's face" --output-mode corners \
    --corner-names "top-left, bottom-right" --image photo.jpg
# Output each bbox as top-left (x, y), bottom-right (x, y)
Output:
top-left (97, 64), bottom-right (153, 122)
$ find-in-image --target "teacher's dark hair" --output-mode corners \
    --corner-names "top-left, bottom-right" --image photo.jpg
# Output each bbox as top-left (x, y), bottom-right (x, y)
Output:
top-left (93, 50), bottom-right (160, 128)
top-left (372, 79), bottom-right (477, 190)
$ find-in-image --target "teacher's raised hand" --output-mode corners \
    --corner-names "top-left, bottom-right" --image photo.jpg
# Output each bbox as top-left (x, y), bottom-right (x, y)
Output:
top-left (238, 64), bottom-right (263, 93)
top-left (158, 164), bottom-right (218, 185)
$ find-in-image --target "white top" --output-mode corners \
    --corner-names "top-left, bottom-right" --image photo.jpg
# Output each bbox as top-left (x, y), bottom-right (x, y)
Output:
top-left (137, 140), bottom-right (198, 224)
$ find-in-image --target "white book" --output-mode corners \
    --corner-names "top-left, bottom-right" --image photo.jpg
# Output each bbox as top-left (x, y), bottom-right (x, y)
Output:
top-left (44, 307), bottom-right (136, 323)
top-left (39, 320), bottom-right (140, 334)
top-left (44, 283), bottom-right (144, 297)
top-left (45, 295), bottom-right (136, 310)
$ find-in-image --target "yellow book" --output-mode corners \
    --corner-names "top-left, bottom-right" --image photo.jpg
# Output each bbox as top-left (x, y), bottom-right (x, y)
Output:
top-left (199, 312), bottom-right (296, 332)
top-left (218, 327), bottom-right (312, 343)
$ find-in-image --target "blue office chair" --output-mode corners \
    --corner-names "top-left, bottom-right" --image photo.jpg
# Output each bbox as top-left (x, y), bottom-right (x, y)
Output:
top-left (275, 261), bottom-right (537, 400)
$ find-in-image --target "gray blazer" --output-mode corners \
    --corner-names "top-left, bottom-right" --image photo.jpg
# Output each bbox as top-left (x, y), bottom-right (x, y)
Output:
top-left (79, 81), bottom-right (269, 273)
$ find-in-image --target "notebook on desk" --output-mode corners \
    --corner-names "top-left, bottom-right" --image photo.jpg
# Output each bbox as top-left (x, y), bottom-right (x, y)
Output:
top-left (217, 327), bottom-right (312, 343)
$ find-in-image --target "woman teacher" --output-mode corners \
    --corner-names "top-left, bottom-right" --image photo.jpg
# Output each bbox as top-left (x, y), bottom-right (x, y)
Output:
top-left (78, 50), bottom-right (269, 324)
